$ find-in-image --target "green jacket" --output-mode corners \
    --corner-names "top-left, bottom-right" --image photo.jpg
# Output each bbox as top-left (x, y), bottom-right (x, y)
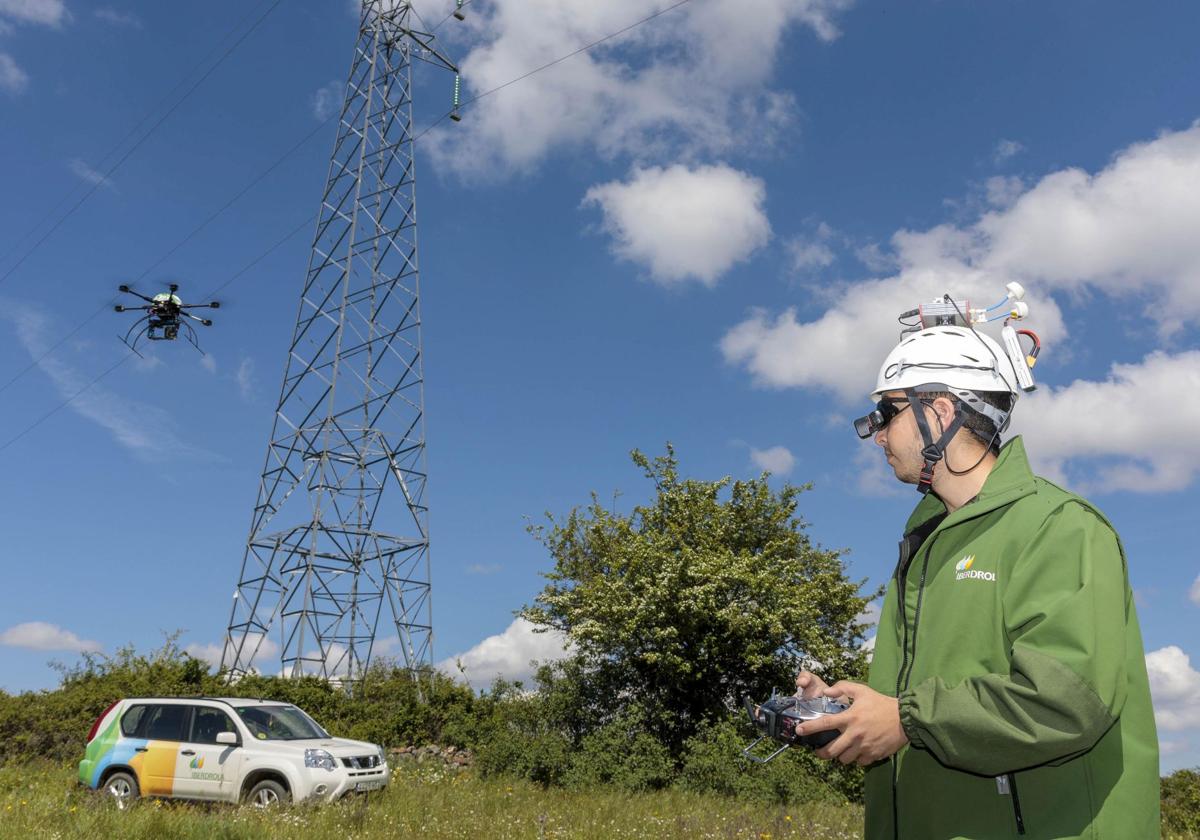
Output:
top-left (865, 437), bottom-right (1160, 839)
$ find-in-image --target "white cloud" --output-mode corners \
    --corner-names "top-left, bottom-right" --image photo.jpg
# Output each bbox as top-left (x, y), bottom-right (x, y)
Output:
top-left (854, 241), bottom-right (895, 273)
top-left (311, 80), bottom-right (341, 121)
top-left (427, 0), bottom-right (853, 177)
top-left (0, 0), bottom-right (68, 27)
top-left (1, 301), bottom-right (219, 462)
top-left (190, 633), bottom-right (281, 672)
top-left (749, 444), bottom-right (795, 476)
top-left (1189, 573), bottom-right (1200, 608)
top-left (235, 356), bottom-right (256, 401)
top-left (94, 7), bottom-right (142, 28)
top-left (584, 163), bottom-right (771, 287)
top-left (68, 158), bottom-right (115, 190)
top-left (0, 52), bottom-right (28, 94)
top-left (1011, 351), bottom-right (1200, 493)
top-left (0, 621), bottom-right (102, 653)
top-left (785, 222), bottom-right (836, 273)
top-left (724, 123), bottom-right (1200, 393)
top-left (993, 138), bottom-right (1024, 164)
top-left (984, 175), bottom-right (1025, 209)
top-left (1145, 646), bottom-right (1200, 732)
top-left (437, 618), bottom-right (571, 691)
top-left (184, 643), bottom-right (223, 668)
top-left (199, 353), bottom-right (216, 374)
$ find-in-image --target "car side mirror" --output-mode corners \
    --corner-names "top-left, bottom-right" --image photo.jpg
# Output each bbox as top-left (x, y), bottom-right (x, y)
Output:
top-left (216, 731), bottom-right (238, 746)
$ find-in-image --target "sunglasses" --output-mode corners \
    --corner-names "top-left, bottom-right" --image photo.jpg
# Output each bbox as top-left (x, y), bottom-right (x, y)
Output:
top-left (853, 398), bottom-right (913, 439)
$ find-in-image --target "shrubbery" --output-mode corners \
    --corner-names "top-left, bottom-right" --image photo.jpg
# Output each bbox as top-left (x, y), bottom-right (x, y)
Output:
top-left (1162, 768), bottom-right (1200, 836)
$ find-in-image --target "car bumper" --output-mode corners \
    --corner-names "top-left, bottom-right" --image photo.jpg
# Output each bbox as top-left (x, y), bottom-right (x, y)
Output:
top-left (298, 764), bottom-right (390, 802)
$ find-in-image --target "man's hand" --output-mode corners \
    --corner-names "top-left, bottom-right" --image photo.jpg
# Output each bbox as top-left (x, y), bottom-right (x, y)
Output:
top-left (795, 669), bottom-right (830, 699)
top-left (797, 681), bottom-right (909, 766)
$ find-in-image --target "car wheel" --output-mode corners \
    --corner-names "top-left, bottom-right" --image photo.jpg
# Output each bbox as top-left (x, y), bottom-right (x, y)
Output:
top-left (245, 779), bottom-right (290, 808)
top-left (104, 771), bottom-right (139, 810)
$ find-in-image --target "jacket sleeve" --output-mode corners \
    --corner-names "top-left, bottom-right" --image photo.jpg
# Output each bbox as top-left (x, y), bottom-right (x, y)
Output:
top-left (897, 502), bottom-right (1128, 776)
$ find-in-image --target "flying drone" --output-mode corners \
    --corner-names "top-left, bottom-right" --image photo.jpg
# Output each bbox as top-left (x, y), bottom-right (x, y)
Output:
top-left (113, 282), bottom-right (220, 356)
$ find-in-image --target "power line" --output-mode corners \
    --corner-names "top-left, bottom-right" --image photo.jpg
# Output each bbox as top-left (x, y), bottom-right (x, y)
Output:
top-left (430, 0), bottom-right (475, 34)
top-left (413, 0), bottom-right (698, 140)
top-left (0, 0), bottom-right (287, 290)
top-left (0, 214), bottom-right (315, 456)
top-left (0, 0), bottom-right (282, 272)
top-left (0, 117), bottom-right (332, 398)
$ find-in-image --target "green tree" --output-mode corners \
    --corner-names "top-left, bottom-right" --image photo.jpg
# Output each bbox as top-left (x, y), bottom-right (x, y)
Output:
top-left (521, 444), bottom-right (878, 755)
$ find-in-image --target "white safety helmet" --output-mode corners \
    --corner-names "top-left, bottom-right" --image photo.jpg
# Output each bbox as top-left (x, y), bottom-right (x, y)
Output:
top-left (871, 326), bottom-right (1019, 401)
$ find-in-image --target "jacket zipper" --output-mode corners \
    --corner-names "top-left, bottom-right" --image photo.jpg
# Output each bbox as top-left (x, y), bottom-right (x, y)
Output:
top-left (1008, 772), bottom-right (1026, 835)
top-left (890, 530), bottom-right (938, 839)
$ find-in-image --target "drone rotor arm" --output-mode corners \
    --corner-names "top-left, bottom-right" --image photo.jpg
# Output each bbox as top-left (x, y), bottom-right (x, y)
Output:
top-left (180, 310), bottom-right (213, 325)
top-left (119, 286), bottom-right (157, 303)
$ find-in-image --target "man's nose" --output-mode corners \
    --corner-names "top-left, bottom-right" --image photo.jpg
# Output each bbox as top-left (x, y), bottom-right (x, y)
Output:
top-left (874, 428), bottom-right (887, 447)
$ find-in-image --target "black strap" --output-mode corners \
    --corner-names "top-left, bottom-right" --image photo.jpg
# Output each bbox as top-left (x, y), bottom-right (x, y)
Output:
top-left (906, 391), bottom-right (967, 495)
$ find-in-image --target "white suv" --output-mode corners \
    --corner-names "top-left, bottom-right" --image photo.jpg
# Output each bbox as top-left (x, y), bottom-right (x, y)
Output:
top-left (78, 697), bottom-right (390, 806)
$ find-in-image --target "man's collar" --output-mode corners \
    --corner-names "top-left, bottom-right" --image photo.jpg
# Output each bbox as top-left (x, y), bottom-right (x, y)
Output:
top-left (903, 436), bottom-right (1037, 533)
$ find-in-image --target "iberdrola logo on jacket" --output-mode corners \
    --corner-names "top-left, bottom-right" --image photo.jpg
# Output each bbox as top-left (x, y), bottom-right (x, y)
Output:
top-left (955, 555), bottom-right (997, 582)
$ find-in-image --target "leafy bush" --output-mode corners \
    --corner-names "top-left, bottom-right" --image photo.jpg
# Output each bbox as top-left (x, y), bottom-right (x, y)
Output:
top-left (562, 712), bottom-right (675, 792)
top-left (678, 718), bottom-right (860, 806)
top-left (1162, 767), bottom-right (1200, 836)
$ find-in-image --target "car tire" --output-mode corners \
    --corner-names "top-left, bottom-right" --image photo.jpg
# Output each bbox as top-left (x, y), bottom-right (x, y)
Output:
top-left (245, 779), bottom-right (291, 808)
top-left (104, 771), bottom-right (140, 810)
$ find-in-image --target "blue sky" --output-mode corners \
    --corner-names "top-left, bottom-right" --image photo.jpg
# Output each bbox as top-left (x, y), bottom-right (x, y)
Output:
top-left (1, 0), bottom-right (1198, 772)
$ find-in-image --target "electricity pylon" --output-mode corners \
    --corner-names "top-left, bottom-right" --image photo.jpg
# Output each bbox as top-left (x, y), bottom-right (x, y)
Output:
top-left (222, 1), bottom-right (458, 681)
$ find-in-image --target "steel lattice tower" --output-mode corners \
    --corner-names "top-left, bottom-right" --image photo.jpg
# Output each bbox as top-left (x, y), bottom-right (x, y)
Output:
top-left (222, 1), bottom-right (457, 681)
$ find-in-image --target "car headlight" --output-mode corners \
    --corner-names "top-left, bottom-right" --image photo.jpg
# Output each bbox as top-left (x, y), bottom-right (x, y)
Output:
top-left (304, 749), bottom-right (337, 772)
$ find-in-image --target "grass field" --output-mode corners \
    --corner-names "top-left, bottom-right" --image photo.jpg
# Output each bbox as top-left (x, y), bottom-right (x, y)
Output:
top-left (0, 761), bottom-right (863, 840)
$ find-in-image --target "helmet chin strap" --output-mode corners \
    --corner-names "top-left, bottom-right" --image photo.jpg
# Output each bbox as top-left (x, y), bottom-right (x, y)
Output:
top-left (906, 390), bottom-right (968, 495)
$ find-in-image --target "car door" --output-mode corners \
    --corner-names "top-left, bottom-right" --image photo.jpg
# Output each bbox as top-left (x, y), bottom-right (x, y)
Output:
top-left (173, 705), bottom-right (244, 801)
top-left (132, 703), bottom-right (189, 797)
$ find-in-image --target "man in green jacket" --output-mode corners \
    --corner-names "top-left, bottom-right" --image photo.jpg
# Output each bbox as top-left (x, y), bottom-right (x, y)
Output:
top-left (796, 324), bottom-right (1160, 838)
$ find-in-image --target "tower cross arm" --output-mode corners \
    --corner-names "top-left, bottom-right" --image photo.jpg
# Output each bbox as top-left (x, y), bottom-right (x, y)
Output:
top-left (408, 30), bottom-right (458, 74)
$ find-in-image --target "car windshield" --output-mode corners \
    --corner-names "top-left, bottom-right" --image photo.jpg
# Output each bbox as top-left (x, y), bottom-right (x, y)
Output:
top-left (233, 704), bottom-right (329, 741)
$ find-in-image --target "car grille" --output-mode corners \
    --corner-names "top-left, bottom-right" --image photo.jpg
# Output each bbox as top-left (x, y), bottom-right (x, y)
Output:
top-left (341, 755), bottom-right (382, 770)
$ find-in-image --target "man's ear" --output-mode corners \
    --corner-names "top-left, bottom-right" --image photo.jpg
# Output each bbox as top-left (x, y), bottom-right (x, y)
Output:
top-left (930, 396), bottom-right (958, 428)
